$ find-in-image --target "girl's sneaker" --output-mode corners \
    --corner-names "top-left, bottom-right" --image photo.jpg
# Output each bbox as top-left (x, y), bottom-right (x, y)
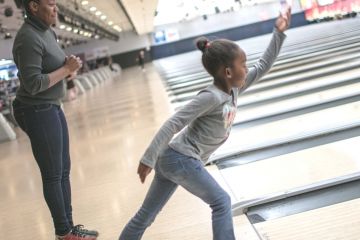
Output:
top-left (72, 225), bottom-right (99, 237)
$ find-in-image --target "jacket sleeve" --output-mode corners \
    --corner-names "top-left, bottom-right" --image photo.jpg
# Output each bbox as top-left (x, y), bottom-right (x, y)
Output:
top-left (16, 34), bottom-right (50, 95)
top-left (140, 91), bottom-right (218, 168)
top-left (239, 28), bottom-right (286, 94)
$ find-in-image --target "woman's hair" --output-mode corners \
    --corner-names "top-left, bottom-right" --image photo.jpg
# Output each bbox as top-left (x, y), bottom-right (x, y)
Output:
top-left (22, 0), bottom-right (40, 15)
top-left (196, 37), bottom-right (240, 77)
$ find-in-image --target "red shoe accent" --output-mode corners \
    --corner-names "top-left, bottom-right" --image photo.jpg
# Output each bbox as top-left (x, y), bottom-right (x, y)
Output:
top-left (63, 233), bottom-right (96, 240)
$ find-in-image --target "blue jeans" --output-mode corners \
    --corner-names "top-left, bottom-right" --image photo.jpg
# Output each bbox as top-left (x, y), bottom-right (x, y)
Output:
top-left (13, 99), bottom-right (73, 236)
top-left (119, 147), bottom-right (235, 240)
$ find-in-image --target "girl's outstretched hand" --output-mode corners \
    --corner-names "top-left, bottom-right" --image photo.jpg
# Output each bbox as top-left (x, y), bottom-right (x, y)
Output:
top-left (276, 7), bottom-right (292, 32)
top-left (137, 162), bottom-right (152, 183)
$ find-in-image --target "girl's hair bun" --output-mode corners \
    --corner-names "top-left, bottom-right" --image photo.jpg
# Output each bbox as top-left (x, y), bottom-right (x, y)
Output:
top-left (196, 37), bottom-right (210, 53)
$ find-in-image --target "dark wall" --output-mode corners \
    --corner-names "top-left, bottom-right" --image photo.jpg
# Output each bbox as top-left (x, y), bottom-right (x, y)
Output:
top-left (111, 49), bottom-right (151, 69)
top-left (112, 12), bottom-right (308, 68)
top-left (150, 12), bottom-right (308, 59)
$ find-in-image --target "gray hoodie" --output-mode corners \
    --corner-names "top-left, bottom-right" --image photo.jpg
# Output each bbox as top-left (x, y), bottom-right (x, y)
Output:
top-left (141, 29), bottom-right (286, 168)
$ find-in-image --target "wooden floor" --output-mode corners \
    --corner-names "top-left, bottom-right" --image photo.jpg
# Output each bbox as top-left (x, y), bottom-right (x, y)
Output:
top-left (0, 65), bottom-right (259, 240)
top-left (218, 136), bottom-right (360, 203)
top-left (254, 198), bottom-right (360, 240)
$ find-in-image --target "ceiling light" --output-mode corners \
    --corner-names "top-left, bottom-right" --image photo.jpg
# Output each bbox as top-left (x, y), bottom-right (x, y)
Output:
top-left (113, 25), bottom-right (122, 32)
top-left (81, 1), bottom-right (89, 5)
top-left (108, 21), bottom-right (113, 26)
top-left (95, 11), bottom-right (102, 16)
top-left (66, 27), bottom-right (72, 31)
top-left (90, 7), bottom-right (96, 12)
top-left (73, 29), bottom-right (79, 34)
top-left (4, 32), bottom-right (12, 39)
top-left (59, 25), bottom-right (66, 29)
top-left (101, 15), bottom-right (107, 20)
top-left (95, 35), bottom-right (100, 39)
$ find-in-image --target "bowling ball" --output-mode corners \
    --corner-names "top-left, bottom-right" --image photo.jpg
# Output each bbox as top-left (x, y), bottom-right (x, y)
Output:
top-left (4, 7), bottom-right (13, 17)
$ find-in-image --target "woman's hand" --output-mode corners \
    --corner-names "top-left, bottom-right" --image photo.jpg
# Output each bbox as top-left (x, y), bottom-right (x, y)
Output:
top-left (276, 7), bottom-right (292, 32)
top-left (64, 55), bottom-right (82, 74)
top-left (137, 162), bottom-right (152, 183)
top-left (48, 56), bottom-right (82, 88)
top-left (66, 71), bottom-right (78, 81)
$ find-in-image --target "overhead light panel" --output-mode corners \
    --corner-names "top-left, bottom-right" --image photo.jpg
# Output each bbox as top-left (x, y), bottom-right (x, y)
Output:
top-left (113, 25), bottom-right (122, 32)
top-left (56, 3), bottom-right (119, 42)
top-left (81, 1), bottom-right (89, 5)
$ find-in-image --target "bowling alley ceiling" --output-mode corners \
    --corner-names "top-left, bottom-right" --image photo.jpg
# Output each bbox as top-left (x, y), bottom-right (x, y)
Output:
top-left (154, 0), bottom-right (278, 26)
top-left (0, 0), bottom-right (280, 41)
top-left (120, 0), bottom-right (159, 35)
top-left (0, 0), bottom-right (158, 42)
top-left (58, 0), bottom-right (134, 34)
top-left (61, 0), bottom-right (159, 35)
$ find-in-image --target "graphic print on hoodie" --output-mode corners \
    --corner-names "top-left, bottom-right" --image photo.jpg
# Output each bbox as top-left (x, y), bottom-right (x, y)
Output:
top-left (222, 100), bottom-right (237, 138)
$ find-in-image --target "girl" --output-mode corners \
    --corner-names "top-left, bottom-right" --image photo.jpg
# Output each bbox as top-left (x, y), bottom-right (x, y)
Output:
top-left (120, 8), bottom-right (291, 240)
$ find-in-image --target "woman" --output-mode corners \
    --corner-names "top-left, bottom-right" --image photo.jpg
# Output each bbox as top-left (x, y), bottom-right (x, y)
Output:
top-left (12, 0), bottom-right (98, 239)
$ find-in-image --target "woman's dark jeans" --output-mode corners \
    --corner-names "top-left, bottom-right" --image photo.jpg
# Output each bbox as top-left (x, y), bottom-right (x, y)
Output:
top-left (13, 99), bottom-right (73, 236)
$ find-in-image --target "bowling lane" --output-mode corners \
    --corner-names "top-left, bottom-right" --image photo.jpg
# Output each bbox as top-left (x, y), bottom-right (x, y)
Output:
top-left (169, 52), bottom-right (360, 99)
top-left (210, 96), bottom-right (360, 161)
top-left (272, 34), bottom-right (360, 62)
top-left (236, 68), bottom-right (360, 109)
top-left (164, 36), bottom-right (360, 89)
top-left (172, 60), bottom-right (360, 110)
top-left (172, 56), bottom-right (360, 103)
top-left (261, 51), bottom-right (360, 81)
top-left (271, 39), bottom-right (360, 72)
top-left (169, 39), bottom-right (360, 87)
top-left (217, 136), bottom-right (360, 203)
top-left (254, 198), bottom-right (360, 240)
top-left (158, 27), bottom-right (360, 81)
top-left (156, 20), bottom-right (360, 77)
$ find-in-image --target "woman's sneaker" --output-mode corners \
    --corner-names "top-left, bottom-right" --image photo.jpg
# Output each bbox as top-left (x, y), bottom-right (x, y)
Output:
top-left (55, 232), bottom-right (96, 240)
top-left (72, 225), bottom-right (99, 237)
